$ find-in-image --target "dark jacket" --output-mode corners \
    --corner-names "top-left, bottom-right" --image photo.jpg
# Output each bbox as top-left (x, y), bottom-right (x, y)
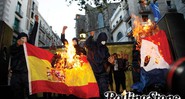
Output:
top-left (115, 58), bottom-right (127, 72)
top-left (61, 34), bottom-right (86, 55)
top-left (10, 21), bottom-right (38, 73)
top-left (28, 22), bottom-right (38, 45)
top-left (85, 32), bottom-right (111, 74)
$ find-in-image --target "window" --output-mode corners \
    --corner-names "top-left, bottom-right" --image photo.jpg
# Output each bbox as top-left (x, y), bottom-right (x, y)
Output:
top-left (13, 18), bottom-right (20, 32)
top-left (142, 15), bottom-right (148, 22)
top-left (32, 1), bottom-right (35, 10)
top-left (12, 36), bottom-right (17, 44)
top-left (117, 32), bottom-right (123, 41)
top-left (113, 25), bottom-right (115, 28)
top-left (31, 12), bottom-right (34, 19)
top-left (120, 15), bottom-right (122, 19)
top-left (128, 20), bottom-right (132, 27)
top-left (29, 23), bottom-right (33, 32)
top-left (98, 13), bottom-right (104, 28)
top-left (15, 2), bottom-right (23, 18)
top-left (17, 2), bottom-right (21, 13)
top-left (166, 0), bottom-right (171, 7)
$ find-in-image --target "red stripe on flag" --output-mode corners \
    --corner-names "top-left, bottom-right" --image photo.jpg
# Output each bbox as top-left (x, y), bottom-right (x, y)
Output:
top-left (31, 81), bottom-right (99, 98)
top-left (25, 43), bottom-right (54, 62)
top-left (144, 30), bottom-right (174, 64)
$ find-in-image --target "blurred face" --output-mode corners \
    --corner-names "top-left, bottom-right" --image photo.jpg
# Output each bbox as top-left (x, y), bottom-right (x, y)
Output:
top-left (72, 40), bottom-right (77, 45)
top-left (55, 60), bottom-right (63, 69)
top-left (64, 41), bottom-right (68, 45)
top-left (20, 37), bottom-right (28, 43)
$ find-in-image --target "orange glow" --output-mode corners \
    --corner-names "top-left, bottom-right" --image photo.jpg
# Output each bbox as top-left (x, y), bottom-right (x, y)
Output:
top-left (56, 41), bottom-right (84, 69)
top-left (132, 15), bottom-right (160, 49)
top-left (66, 42), bottom-right (76, 63)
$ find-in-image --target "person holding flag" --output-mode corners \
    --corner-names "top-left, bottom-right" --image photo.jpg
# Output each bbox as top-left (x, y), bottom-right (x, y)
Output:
top-left (9, 15), bottom-right (39, 99)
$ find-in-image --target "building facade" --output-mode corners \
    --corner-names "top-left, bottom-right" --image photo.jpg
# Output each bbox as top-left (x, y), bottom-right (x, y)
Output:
top-left (0, 0), bottom-right (62, 46)
top-left (0, 0), bottom-right (62, 86)
top-left (110, 0), bottom-right (132, 42)
top-left (75, 2), bottom-right (120, 43)
top-left (110, 0), bottom-right (185, 42)
top-left (38, 13), bottom-right (62, 47)
top-left (76, 0), bottom-right (185, 43)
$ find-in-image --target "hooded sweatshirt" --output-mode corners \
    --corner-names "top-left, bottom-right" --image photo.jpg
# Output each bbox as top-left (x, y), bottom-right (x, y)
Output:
top-left (85, 32), bottom-right (110, 74)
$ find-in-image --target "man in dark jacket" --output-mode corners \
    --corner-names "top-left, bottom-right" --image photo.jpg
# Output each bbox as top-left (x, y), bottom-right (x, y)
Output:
top-left (112, 53), bottom-right (127, 94)
top-left (9, 15), bottom-right (39, 99)
top-left (85, 31), bottom-right (112, 99)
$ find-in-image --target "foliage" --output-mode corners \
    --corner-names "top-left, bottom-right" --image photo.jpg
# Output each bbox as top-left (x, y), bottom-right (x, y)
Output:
top-left (65, 0), bottom-right (123, 11)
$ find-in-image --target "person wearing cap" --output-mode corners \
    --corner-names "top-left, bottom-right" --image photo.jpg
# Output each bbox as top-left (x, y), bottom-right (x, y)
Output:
top-left (61, 26), bottom-right (86, 56)
top-left (9, 15), bottom-right (39, 99)
top-left (85, 31), bottom-right (113, 99)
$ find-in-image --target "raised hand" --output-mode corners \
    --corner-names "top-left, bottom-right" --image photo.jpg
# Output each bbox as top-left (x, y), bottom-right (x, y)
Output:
top-left (62, 26), bottom-right (68, 34)
top-left (35, 15), bottom-right (39, 22)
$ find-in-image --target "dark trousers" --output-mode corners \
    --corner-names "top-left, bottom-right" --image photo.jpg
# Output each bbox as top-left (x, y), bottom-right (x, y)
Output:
top-left (10, 73), bottom-right (37, 99)
top-left (113, 71), bottom-right (126, 94)
top-left (95, 73), bottom-right (109, 99)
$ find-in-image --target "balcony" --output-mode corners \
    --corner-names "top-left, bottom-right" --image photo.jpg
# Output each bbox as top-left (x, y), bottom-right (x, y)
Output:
top-left (123, 11), bottom-right (131, 22)
top-left (138, 4), bottom-right (151, 14)
top-left (39, 36), bottom-right (47, 45)
top-left (15, 6), bottom-right (23, 18)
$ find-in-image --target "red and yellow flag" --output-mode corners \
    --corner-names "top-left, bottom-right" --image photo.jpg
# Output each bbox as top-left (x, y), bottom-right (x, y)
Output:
top-left (23, 43), bottom-right (99, 98)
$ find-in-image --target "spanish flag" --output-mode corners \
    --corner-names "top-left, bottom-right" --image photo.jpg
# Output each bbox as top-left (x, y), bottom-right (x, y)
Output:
top-left (23, 43), bottom-right (99, 98)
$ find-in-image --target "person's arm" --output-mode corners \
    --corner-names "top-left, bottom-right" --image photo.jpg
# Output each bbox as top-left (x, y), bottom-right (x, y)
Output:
top-left (61, 26), bottom-right (68, 45)
top-left (28, 15), bottom-right (39, 45)
top-left (85, 31), bottom-right (95, 49)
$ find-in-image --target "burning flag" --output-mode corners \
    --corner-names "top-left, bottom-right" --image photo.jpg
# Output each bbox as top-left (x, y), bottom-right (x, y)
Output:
top-left (140, 30), bottom-right (173, 71)
top-left (131, 16), bottom-right (174, 92)
top-left (23, 43), bottom-right (99, 98)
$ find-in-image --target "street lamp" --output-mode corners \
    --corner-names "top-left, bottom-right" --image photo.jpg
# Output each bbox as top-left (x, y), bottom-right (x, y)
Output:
top-left (79, 32), bottom-right (87, 41)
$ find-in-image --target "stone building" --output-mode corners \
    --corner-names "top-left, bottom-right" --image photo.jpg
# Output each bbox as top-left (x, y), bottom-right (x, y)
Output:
top-left (76, 0), bottom-right (185, 43)
top-left (76, 2), bottom-right (120, 43)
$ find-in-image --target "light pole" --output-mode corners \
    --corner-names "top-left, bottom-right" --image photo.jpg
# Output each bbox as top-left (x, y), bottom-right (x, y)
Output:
top-left (79, 31), bottom-right (87, 41)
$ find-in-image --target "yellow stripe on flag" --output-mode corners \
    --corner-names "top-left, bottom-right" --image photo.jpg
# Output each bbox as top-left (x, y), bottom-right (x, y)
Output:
top-left (28, 56), bottom-right (97, 86)
top-left (24, 43), bottom-right (99, 98)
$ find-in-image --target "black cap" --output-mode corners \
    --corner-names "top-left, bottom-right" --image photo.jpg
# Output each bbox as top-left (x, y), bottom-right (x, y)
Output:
top-left (17, 32), bottom-right (28, 40)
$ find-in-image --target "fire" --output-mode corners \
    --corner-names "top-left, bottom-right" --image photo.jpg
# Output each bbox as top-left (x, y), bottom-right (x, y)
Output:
top-left (66, 41), bottom-right (76, 63)
top-left (55, 41), bottom-right (84, 69)
top-left (48, 41), bottom-right (86, 82)
top-left (131, 15), bottom-right (163, 65)
top-left (132, 15), bottom-right (160, 46)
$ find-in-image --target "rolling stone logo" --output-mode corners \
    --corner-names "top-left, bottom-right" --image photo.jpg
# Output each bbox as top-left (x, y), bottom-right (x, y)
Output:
top-left (104, 91), bottom-right (181, 99)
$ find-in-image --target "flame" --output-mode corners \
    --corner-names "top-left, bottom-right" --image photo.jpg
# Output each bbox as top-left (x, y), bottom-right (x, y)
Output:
top-left (54, 41), bottom-right (84, 69)
top-left (132, 15), bottom-right (160, 47)
top-left (131, 15), bottom-right (164, 65)
top-left (66, 41), bottom-right (76, 63)
top-left (48, 41), bottom-right (86, 82)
